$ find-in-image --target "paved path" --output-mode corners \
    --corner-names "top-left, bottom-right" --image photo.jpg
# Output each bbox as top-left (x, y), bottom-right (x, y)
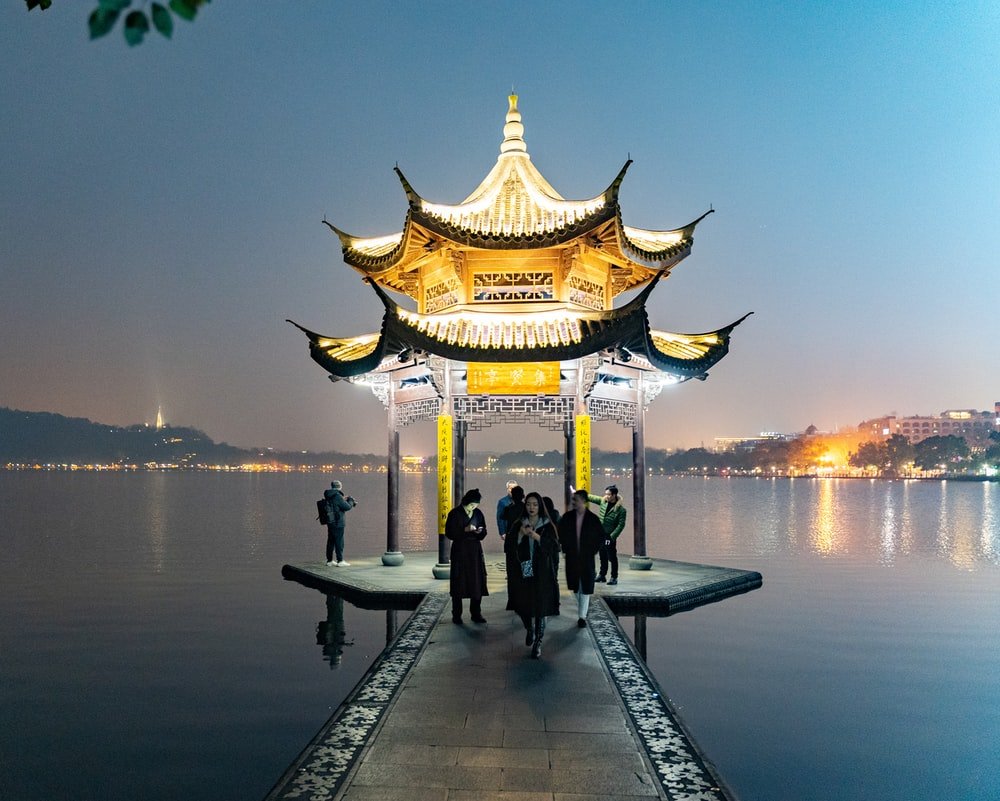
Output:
top-left (266, 586), bottom-right (738, 801)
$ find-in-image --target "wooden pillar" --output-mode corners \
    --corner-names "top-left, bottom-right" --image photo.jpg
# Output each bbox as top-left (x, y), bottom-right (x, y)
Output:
top-left (630, 386), bottom-right (652, 570)
top-left (453, 420), bottom-right (466, 509)
top-left (432, 413), bottom-right (453, 579)
top-left (633, 614), bottom-right (647, 661)
top-left (386, 609), bottom-right (399, 645)
top-left (382, 427), bottom-right (404, 565)
top-left (564, 418), bottom-right (576, 510)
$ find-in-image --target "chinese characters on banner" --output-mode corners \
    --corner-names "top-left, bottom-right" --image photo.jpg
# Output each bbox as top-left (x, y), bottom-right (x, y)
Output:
top-left (575, 414), bottom-right (591, 492)
top-left (437, 415), bottom-right (453, 535)
top-left (467, 362), bottom-right (560, 395)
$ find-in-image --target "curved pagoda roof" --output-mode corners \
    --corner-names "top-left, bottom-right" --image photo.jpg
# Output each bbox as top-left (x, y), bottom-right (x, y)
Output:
top-left (288, 274), bottom-right (752, 382)
top-left (328, 95), bottom-right (713, 297)
top-left (291, 94), bottom-right (751, 383)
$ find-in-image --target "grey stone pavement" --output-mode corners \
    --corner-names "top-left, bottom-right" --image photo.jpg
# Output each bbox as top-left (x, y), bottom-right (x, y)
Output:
top-left (270, 553), bottom-right (752, 801)
top-left (340, 591), bottom-right (668, 801)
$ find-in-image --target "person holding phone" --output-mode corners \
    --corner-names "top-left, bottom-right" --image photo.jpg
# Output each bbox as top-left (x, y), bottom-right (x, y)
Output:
top-left (505, 492), bottom-right (560, 658)
top-left (445, 488), bottom-right (490, 624)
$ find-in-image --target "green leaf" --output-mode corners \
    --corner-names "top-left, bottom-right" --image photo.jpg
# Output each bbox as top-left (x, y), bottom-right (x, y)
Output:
top-left (99, 0), bottom-right (132, 10)
top-left (169, 0), bottom-right (197, 21)
top-left (88, 8), bottom-right (120, 39)
top-left (151, 3), bottom-right (173, 38)
top-left (123, 10), bottom-right (150, 47)
top-left (26, 0), bottom-right (54, 10)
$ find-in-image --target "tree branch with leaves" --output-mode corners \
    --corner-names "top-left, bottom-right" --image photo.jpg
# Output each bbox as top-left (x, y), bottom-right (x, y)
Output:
top-left (26, 0), bottom-right (211, 46)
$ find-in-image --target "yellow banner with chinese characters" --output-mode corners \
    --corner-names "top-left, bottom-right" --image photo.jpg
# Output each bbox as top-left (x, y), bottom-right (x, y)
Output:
top-left (436, 415), bottom-right (453, 534)
top-left (575, 414), bottom-right (591, 492)
top-left (467, 362), bottom-right (560, 395)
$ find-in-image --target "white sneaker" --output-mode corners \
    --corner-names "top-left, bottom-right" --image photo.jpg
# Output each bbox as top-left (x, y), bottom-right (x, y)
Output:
top-left (337, 560), bottom-right (350, 567)
top-left (326, 560), bottom-right (336, 566)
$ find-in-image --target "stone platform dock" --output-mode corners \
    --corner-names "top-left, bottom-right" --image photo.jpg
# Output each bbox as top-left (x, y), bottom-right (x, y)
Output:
top-left (266, 555), bottom-right (761, 800)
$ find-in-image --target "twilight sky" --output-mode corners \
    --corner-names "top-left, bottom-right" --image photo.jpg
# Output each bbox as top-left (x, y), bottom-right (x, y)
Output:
top-left (2, 2), bottom-right (998, 456)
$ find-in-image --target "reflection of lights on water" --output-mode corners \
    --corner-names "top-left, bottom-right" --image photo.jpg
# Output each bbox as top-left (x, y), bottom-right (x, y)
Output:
top-left (948, 484), bottom-right (982, 571)
top-left (879, 485), bottom-right (897, 565)
top-left (399, 474), bottom-right (436, 551)
top-left (147, 472), bottom-right (167, 574)
top-left (982, 482), bottom-right (998, 564)
top-left (899, 480), bottom-right (914, 554)
top-left (810, 479), bottom-right (839, 555)
top-left (936, 480), bottom-right (951, 562)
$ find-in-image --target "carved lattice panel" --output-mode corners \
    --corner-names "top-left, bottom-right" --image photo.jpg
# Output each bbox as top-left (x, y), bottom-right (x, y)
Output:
top-left (472, 270), bottom-right (554, 303)
top-left (392, 398), bottom-right (443, 430)
top-left (355, 373), bottom-right (389, 408)
top-left (588, 397), bottom-right (637, 428)
top-left (567, 275), bottom-right (604, 310)
top-left (425, 277), bottom-right (461, 313)
top-left (453, 395), bottom-right (576, 431)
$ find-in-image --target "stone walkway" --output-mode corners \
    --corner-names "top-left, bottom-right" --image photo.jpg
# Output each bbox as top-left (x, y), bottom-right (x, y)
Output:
top-left (266, 586), bottom-right (737, 801)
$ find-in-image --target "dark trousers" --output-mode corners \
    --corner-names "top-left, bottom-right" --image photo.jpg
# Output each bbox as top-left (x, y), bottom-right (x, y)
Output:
top-left (452, 596), bottom-right (481, 621)
top-left (598, 538), bottom-right (618, 579)
top-left (518, 613), bottom-right (545, 644)
top-left (326, 524), bottom-right (345, 562)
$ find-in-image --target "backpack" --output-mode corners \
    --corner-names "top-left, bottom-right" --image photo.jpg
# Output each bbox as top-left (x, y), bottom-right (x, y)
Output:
top-left (317, 498), bottom-right (331, 525)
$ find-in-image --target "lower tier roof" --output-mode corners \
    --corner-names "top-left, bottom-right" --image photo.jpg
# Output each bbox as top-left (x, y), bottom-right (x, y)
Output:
top-left (289, 278), bottom-right (750, 383)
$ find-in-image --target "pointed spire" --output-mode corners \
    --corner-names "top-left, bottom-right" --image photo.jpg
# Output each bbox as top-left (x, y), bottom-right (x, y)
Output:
top-left (500, 94), bottom-right (527, 155)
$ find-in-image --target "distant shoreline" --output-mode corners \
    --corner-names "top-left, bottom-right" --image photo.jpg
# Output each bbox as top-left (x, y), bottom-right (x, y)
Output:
top-left (3, 463), bottom-right (995, 482)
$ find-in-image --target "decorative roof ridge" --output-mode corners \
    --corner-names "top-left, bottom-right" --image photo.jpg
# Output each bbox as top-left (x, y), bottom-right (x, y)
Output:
top-left (393, 165), bottom-right (421, 209)
top-left (681, 207), bottom-right (715, 236)
top-left (649, 311), bottom-right (753, 340)
top-left (715, 310), bottom-right (754, 337)
top-left (614, 207), bottom-right (713, 269)
top-left (322, 219), bottom-right (354, 249)
top-left (365, 276), bottom-right (406, 314)
top-left (286, 318), bottom-right (323, 342)
top-left (617, 268), bottom-right (667, 315)
top-left (603, 159), bottom-right (633, 205)
top-left (637, 310), bottom-right (752, 378)
top-left (621, 207), bottom-right (714, 241)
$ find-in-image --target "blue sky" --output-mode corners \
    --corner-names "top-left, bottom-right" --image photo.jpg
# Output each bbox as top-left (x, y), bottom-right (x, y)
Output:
top-left (2, 2), bottom-right (998, 455)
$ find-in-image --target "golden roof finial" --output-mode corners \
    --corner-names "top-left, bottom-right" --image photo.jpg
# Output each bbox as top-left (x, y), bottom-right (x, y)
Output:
top-left (500, 93), bottom-right (526, 155)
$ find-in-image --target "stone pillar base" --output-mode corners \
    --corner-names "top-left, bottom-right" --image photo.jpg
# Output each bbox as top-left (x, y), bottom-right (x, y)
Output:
top-left (628, 555), bottom-right (653, 571)
top-left (381, 551), bottom-right (405, 567)
top-left (432, 563), bottom-right (451, 580)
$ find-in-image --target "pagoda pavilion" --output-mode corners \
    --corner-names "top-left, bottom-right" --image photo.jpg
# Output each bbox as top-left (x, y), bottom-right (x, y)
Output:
top-left (290, 96), bottom-right (750, 573)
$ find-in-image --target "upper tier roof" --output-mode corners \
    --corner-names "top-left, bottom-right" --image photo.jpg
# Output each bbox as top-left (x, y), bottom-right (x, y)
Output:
top-left (418, 95), bottom-right (615, 238)
top-left (330, 95), bottom-right (712, 278)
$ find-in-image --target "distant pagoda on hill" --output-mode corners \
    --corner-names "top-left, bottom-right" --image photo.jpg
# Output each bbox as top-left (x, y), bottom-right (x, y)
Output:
top-left (290, 95), bottom-right (750, 572)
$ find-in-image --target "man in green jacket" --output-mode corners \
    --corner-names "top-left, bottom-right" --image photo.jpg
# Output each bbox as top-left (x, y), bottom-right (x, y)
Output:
top-left (588, 484), bottom-right (626, 585)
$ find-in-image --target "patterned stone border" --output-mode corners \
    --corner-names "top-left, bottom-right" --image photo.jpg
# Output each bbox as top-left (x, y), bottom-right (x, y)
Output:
top-left (588, 598), bottom-right (735, 801)
top-left (264, 592), bottom-right (447, 800)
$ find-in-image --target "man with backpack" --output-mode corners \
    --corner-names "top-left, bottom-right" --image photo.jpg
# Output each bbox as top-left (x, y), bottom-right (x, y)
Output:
top-left (322, 480), bottom-right (357, 567)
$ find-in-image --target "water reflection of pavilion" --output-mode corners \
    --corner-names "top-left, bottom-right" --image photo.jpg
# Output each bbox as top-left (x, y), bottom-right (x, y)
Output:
top-left (290, 96), bottom-right (750, 573)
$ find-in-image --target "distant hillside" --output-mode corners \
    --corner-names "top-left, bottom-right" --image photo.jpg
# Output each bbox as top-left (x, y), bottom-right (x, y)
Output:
top-left (0, 408), bottom-right (380, 467)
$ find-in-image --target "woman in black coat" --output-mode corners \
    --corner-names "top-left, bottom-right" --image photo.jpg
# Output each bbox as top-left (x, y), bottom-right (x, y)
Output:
top-left (505, 492), bottom-right (560, 658)
top-left (445, 488), bottom-right (489, 624)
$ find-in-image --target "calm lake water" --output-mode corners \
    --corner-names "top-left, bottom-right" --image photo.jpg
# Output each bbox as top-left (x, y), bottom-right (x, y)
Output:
top-left (1, 472), bottom-right (998, 800)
